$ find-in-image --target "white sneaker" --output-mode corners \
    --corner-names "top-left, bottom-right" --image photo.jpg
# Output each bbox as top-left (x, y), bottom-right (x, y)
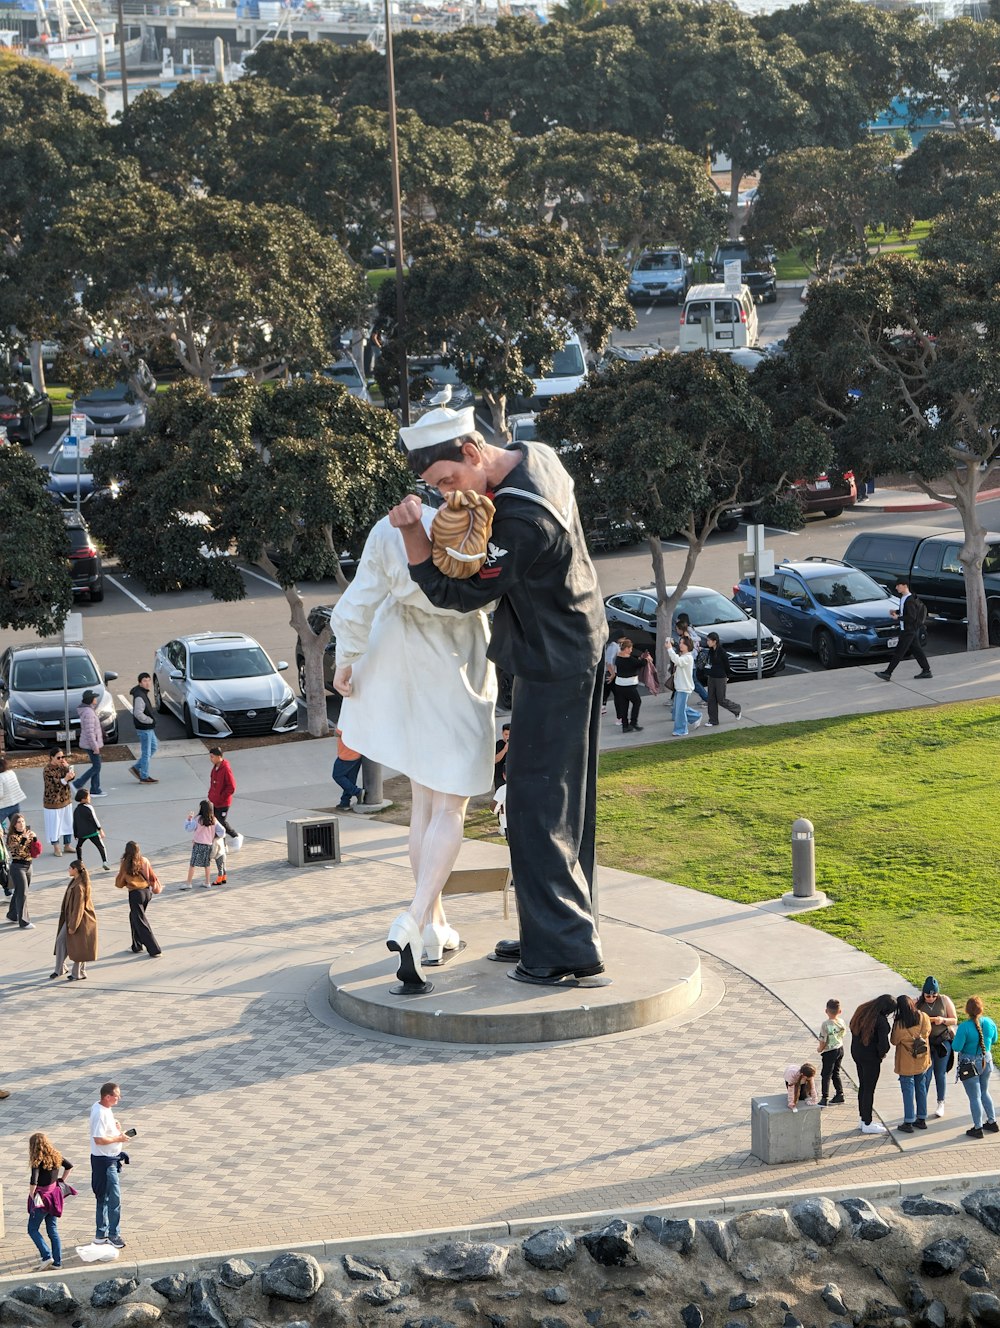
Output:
top-left (690, 716), bottom-right (703, 730)
top-left (935, 1102), bottom-right (945, 1118)
top-left (704, 722), bottom-right (717, 727)
top-left (36, 1258), bottom-right (54, 1271)
top-left (861, 1121), bottom-right (888, 1134)
top-left (179, 882), bottom-right (192, 891)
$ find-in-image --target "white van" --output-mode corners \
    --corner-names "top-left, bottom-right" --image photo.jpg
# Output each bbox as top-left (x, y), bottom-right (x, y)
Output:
top-left (516, 331), bottom-right (588, 412)
top-left (678, 283), bottom-right (759, 353)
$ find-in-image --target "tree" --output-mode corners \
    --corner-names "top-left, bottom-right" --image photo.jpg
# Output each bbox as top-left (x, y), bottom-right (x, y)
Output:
top-left (0, 448), bottom-right (73, 634)
top-left (897, 128), bottom-right (1000, 221)
top-left (783, 247), bottom-right (1000, 649)
top-left (537, 352), bottom-right (829, 676)
top-left (376, 224), bottom-right (633, 435)
top-left (88, 379), bottom-right (409, 735)
top-left (914, 19), bottom-right (1000, 136)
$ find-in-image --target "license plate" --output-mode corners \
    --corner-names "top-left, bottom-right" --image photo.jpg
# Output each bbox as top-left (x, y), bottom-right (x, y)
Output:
top-left (814, 479), bottom-right (830, 490)
top-left (98, 426), bottom-right (114, 436)
top-left (887, 636), bottom-right (898, 648)
top-left (56, 730), bottom-right (70, 741)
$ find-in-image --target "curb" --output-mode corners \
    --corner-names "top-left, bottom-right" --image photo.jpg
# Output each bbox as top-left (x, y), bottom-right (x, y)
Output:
top-left (863, 486), bottom-right (1000, 514)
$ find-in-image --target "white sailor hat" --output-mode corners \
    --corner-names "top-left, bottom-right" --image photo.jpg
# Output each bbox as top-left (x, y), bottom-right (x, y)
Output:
top-left (399, 405), bottom-right (476, 452)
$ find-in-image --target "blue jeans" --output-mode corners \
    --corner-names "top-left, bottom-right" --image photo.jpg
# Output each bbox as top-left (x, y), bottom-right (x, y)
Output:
top-left (137, 729), bottom-right (158, 779)
top-left (961, 1061), bottom-right (996, 1128)
top-left (332, 756), bottom-right (363, 808)
top-left (91, 1155), bottom-right (122, 1240)
top-left (672, 690), bottom-right (702, 736)
top-left (692, 676), bottom-right (709, 703)
top-left (74, 749), bottom-right (103, 795)
top-left (899, 1072), bottom-right (928, 1123)
top-left (923, 1049), bottom-right (949, 1105)
top-left (27, 1208), bottom-right (61, 1266)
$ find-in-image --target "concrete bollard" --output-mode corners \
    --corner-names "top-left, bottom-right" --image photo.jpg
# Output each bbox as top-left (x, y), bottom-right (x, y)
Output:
top-left (780, 817), bottom-right (829, 911)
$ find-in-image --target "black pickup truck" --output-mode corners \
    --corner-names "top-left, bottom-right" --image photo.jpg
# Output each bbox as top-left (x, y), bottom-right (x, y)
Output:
top-left (845, 528), bottom-right (1000, 642)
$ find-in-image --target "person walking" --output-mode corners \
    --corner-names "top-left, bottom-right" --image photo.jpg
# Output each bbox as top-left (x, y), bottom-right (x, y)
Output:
top-left (114, 841), bottom-right (162, 958)
top-left (26, 1132), bottom-right (75, 1270)
top-left (52, 859), bottom-right (98, 981)
top-left (207, 747), bottom-right (242, 844)
top-left (72, 691), bottom-right (106, 798)
top-left (609, 638), bottom-right (647, 734)
top-left (665, 636), bottom-right (702, 738)
top-left (494, 723), bottom-right (510, 789)
top-left (0, 754), bottom-right (27, 829)
top-left (674, 614), bottom-right (709, 707)
top-left (89, 1081), bottom-right (128, 1249)
top-left (42, 749), bottom-right (76, 855)
top-left (817, 997), bottom-right (847, 1106)
top-left (953, 995), bottom-right (999, 1139)
top-left (849, 993), bottom-right (896, 1134)
top-left (73, 789), bottom-right (109, 870)
top-left (702, 632), bottom-right (743, 728)
top-left (602, 638), bottom-right (623, 715)
top-left (6, 812), bottom-right (40, 930)
top-left (128, 674), bottom-right (159, 784)
top-left (332, 728), bottom-right (364, 810)
top-left (890, 994), bottom-right (933, 1132)
top-left (917, 976), bottom-right (958, 1119)
top-left (876, 580), bottom-right (932, 681)
top-left (181, 801), bottom-right (225, 890)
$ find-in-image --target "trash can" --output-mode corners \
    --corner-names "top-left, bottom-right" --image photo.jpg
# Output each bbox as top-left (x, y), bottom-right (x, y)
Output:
top-left (286, 816), bottom-right (340, 867)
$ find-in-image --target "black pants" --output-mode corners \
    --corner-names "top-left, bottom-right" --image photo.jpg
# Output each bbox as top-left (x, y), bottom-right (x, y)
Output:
top-left (884, 628), bottom-right (929, 677)
top-left (128, 886), bottom-right (161, 955)
top-left (821, 1047), bottom-right (844, 1100)
top-left (602, 671), bottom-right (614, 705)
top-left (76, 834), bottom-right (108, 866)
top-left (506, 666), bottom-right (603, 973)
top-left (612, 685), bottom-right (641, 729)
top-left (214, 806), bottom-right (238, 837)
top-left (707, 675), bottom-right (740, 725)
top-left (6, 860), bottom-right (30, 925)
top-left (853, 1054), bottom-right (882, 1124)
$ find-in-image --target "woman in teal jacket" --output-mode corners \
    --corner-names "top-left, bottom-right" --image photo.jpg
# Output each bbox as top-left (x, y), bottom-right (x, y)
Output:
top-left (953, 995), bottom-right (998, 1138)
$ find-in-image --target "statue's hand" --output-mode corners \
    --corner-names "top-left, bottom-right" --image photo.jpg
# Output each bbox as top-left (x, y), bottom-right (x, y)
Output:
top-left (333, 664), bottom-right (353, 698)
top-left (388, 494), bottom-right (424, 528)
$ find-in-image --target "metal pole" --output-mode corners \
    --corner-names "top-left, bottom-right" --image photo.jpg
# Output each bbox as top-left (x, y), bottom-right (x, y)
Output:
top-left (76, 447), bottom-right (81, 516)
top-left (754, 544), bottom-right (762, 681)
top-left (61, 624), bottom-right (71, 757)
top-left (116, 0), bottom-right (130, 109)
top-left (383, 0), bottom-right (409, 426)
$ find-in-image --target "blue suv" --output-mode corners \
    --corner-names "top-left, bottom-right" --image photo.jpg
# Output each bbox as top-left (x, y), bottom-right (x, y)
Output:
top-left (733, 556), bottom-right (902, 670)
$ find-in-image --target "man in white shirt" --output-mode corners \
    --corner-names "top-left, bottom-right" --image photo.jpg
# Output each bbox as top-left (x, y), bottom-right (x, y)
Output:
top-left (90, 1080), bottom-right (128, 1248)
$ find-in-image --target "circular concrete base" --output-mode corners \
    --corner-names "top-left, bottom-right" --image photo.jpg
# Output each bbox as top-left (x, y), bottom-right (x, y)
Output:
top-left (328, 918), bottom-right (701, 1044)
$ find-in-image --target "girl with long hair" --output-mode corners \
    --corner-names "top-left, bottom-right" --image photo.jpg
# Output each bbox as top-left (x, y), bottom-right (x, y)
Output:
top-left (953, 996), bottom-right (999, 1139)
top-left (849, 993), bottom-right (896, 1135)
top-left (114, 840), bottom-right (162, 958)
top-left (182, 800), bottom-right (225, 891)
top-left (52, 860), bottom-right (97, 981)
top-left (890, 994), bottom-right (932, 1133)
top-left (27, 1132), bottom-right (74, 1270)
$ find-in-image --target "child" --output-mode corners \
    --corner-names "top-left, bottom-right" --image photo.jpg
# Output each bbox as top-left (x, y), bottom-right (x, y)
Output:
top-left (817, 998), bottom-right (848, 1106)
top-left (492, 781), bottom-right (508, 840)
top-left (210, 833), bottom-right (228, 886)
top-left (784, 1062), bottom-right (819, 1111)
top-left (72, 789), bottom-right (108, 869)
top-left (181, 800), bottom-right (226, 890)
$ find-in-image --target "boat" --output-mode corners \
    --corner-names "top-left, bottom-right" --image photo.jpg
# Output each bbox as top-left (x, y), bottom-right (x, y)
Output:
top-left (24, 0), bottom-right (143, 73)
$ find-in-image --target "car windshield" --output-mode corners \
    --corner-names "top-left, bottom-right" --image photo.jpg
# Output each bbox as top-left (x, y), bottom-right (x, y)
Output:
top-left (189, 646), bottom-right (274, 680)
top-left (323, 363), bottom-right (363, 387)
top-left (676, 591), bottom-right (747, 625)
top-left (12, 655), bottom-right (100, 690)
top-left (410, 361), bottom-right (461, 387)
top-left (637, 253), bottom-right (680, 271)
top-left (511, 420), bottom-right (539, 442)
top-left (79, 383), bottom-right (132, 403)
top-left (50, 452), bottom-right (93, 476)
top-left (526, 344), bottom-right (586, 379)
top-left (807, 570), bottom-right (888, 607)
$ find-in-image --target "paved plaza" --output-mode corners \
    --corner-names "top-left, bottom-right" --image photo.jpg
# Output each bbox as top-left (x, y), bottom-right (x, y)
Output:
top-left (3, 654), bottom-right (1000, 1283)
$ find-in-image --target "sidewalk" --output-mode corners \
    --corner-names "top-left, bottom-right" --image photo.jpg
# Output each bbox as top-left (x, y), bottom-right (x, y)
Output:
top-left (2, 652), bottom-right (999, 1283)
top-left (860, 484), bottom-right (1000, 513)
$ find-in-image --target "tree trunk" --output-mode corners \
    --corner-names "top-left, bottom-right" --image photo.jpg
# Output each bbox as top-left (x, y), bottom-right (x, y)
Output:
top-left (29, 340), bottom-right (47, 395)
top-left (255, 557), bottom-right (333, 738)
top-left (485, 391), bottom-right (507, 438)
top-left (648, 525), bottom-right (709, 677)
top-left (910, 464), bottom-right (990, 650)
top-left (728, 162), bottom-right (744, 240)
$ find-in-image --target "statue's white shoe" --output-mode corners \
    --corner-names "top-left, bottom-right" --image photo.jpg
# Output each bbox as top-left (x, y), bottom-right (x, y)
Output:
top-left (423, 922), bottom-right (461, 963)
top-left (387, 912), bottom-right (426, 985)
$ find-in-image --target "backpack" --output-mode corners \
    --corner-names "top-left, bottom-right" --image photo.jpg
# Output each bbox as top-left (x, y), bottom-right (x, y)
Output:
top-left (912, 596), bottom-right (928, 626)
top-left (911, 1032), bottom-right (929, 1058)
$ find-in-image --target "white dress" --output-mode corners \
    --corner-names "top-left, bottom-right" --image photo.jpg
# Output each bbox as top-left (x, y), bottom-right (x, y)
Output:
top-left (331, 509), bottom-right (497, 798)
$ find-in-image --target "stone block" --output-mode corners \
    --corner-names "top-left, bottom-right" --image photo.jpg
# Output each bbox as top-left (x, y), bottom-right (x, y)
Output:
top-left (750, 1094), bottom-right (821, 1164)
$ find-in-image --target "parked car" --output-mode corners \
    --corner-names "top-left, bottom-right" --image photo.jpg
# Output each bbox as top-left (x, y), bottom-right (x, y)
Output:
top-left (0, 385), bottom-right (53, 444)
top-left (62, 510), bottom-right (104, 601)
top-left (733, 555), bottom-right (908, 670)
top-left (507, 412), bottom-right (538, 444)
top-left (627, 248), bottom-right (691, 305)
top-left (845, 528), bottom-right (1000, 643)
top-left (74, 361), bottom-right (156, 434)
top-left (293, 604), bottom-right (343, 711)
top-left (604, 586), bottom-right (784, 679)
top-left (514, 331), bottom-right (588, 413)
top-left (408, 357), bottom-right (475, 416)
top-left (787, 471), bottom-right (857, 519)
top-left (679, 284), bottom-right (759, 352)
top-left (593, 343), bottom-right (665, 372)
top-left (320, 355), bottom-right (371, 403)
top-left (44, 439), bottom-right (117, 507)
top-left (0, 643), bottom-right (118, 749)
top-left (710, 242), bottom-right (777, 303)
top-left (153, 632), bottom-right (298, 738)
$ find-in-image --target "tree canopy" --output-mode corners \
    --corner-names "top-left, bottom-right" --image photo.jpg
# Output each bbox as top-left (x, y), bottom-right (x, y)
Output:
top-left (0, 447), bottom-right (73, 635)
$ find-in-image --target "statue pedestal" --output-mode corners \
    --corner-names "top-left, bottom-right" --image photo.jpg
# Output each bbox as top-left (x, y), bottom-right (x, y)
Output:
top-left (328, 918), bottom-right (701, 1045)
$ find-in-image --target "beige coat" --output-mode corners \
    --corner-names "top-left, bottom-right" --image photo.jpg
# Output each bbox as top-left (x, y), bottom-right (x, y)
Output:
top-left (56, 879), bottom-right (98, 963)
top-left (891, 1011), bottom-right (932, 1075)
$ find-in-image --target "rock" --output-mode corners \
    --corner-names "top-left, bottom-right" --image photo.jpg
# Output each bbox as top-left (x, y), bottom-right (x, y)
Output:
top-left (10, 1285), bottom-right (77, 1315)
top-left (643, 1217), bottom-right (696, 1255)
top-left (732, 1208), bottom-right (798, 1244)
top-left (0, 1301), bottom-right (56, 1328)
top-left (539, 1319), bottom-right (569, 1328)
top-left (418, 1244), bottom-right (509, 1284)
top-left (698, 1284), bottom-right (714, 1301)
top-left (152, 1277), bottom-right (189, 1305)
top-left (821, 1285), bottom-right (850, 1316)
top-left (963, 1268), bottom-right (991, 1289)
top-left (865, 1300), bottom-right (909, 1320)
top-left (234, 1319), bottom-right (266, 1328)
top-left (104, 1305), bottom-right (162, 1328)
top-left (728, 1294), bottom-right (757, 1312)
top-left (218, 1261), bottom-right (255, 1290)
top-left (737, 1264), bottom-right (761, 1285)
top-left (545, 1289), bottom-right (570, 1306)
top-left (628, 1312), bottom-right (651, 1322)
top-left (905, 1280), bottom-right (931, 1313)
top-left (724, 1322), bottom-right (748, 1328)
top-left (579, 1221), bottom-right (639, 1268)
top-left (680, 1306), bottom-right (703, 1328)
top-left (697, 1219), bottom-right (738, 1264)
top-left (962, 1190), bottom-right (1000, 1237)
top-left (343, 1254), bottom-right (391, 1282)
top-left (403, 1319), bottom-right (458, 1328)
top-left (260, 1253), bottom-right (324, 1302)
top-left (969, 1295), bottom-right (1000, 1327)
top-left (790, 1197), bottom-right (842, 1247)
top-left (915, 1302), bottom-right (947, 1328)
top-left (921, 1238), bottom-right (969, 1278)
top-left (782, 1315), bottom-right (803, 1328)
top-left (188, 1279), bottom-right (228, 1328)
top-left (92, 1281), bottom-right (140, 1310)
top-left (840, 1197), bottom-right (892, 1241)
top-left (902, 1196), bottom-right (961, 1217)
top-left (584, 1311), bottom-right (603, 1326)
top-left (522, 1229), bottom-right (577, 1272)
top-left (364, 1284), bottom-right (405, 1306)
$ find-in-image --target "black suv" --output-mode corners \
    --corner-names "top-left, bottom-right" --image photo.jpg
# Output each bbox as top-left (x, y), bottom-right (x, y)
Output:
top-left (294, 605), bottom-right (341, 716)
top-left (62, 510), bottom-right (104, 601)
top-left (710, 242), bottom-right (777, 304)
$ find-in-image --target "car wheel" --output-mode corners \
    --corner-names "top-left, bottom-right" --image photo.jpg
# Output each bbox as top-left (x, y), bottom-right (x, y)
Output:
top-left (107, 724), bottom-right (119, 745)
top-left (90, 581), bottom-right (104, 603)
top-left (153, 675), bottom-right (168, 715)
top-left (989, 605), bottom-right (1000, 647)
top-left (183, 703), bottom-right (195, 738)
top-left (716, 515), bottom-right (740, 533)
top-left (768, 290), bottom-right (778, 304)
top-left (297, 658), bottom-right (307, 698)
top-left (821, 507), bottom-right (844, 519)
top-left (44, 405), bottom-right (53, 430)
top-left (815, 629), bottom-right (840, 670)
top-left (27, 414), bottom-right (36, 445)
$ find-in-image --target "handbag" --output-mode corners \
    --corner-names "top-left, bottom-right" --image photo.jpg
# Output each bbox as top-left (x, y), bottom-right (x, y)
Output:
top-left (28, 837), bottom-right (42, 859)
top-left (958, 1056), bottom-right (980, 1081)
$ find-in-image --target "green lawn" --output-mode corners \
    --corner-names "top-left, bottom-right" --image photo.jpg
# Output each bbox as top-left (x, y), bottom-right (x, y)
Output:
top-left (774, 220), bottom-right (932, 283)
top-left (468, 699), bottom-right (1000, 1012)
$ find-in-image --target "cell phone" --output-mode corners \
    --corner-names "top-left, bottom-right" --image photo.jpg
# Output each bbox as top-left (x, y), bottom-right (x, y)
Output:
top-left (124, 1128), bottom-right (138, 1138)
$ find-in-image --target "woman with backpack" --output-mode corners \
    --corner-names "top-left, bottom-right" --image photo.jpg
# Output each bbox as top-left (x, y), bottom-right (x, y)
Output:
top-left (953, 996), bottom-right (998, 1139)
top-left (890, 994), bottom-right (933, 1133)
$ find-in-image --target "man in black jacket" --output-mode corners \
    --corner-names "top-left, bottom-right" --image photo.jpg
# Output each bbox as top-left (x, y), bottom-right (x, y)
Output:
top-left (128, 674), bottom-right (159, 784)
top-left (876, 580), bottom-right (932, 681)
top-left (391, 407), bottom-right (606, 985)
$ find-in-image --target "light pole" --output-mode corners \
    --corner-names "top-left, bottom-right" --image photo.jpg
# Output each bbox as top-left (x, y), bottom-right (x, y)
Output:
top-left (116, 0), bottom-right (130, 109)
top-left (383, 0), bottom-right (410, 425)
